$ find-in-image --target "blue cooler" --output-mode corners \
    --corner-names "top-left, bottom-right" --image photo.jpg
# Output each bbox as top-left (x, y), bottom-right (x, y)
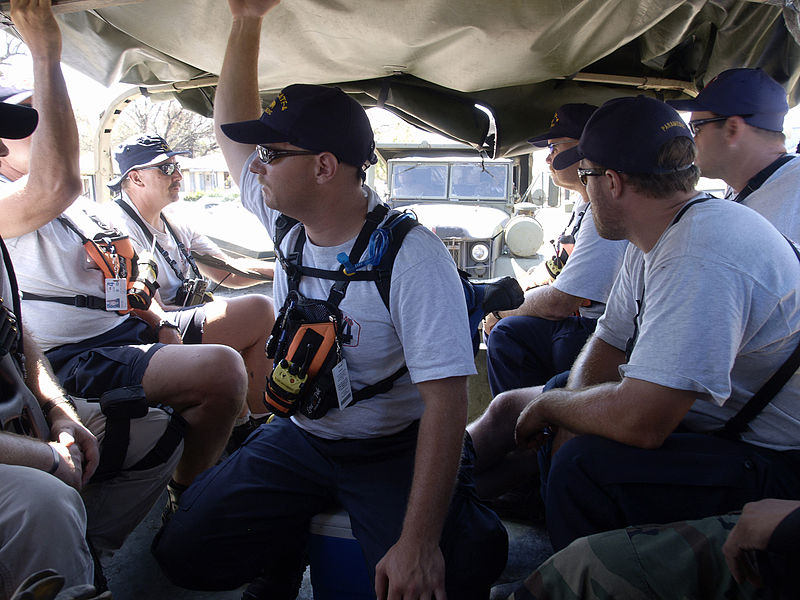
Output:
top-left (308, 509), bottom-right (374, 599)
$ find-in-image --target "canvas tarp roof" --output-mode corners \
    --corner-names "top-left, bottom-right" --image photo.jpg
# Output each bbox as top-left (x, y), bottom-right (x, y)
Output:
top-left (4, 0), bottom-right (800, 157)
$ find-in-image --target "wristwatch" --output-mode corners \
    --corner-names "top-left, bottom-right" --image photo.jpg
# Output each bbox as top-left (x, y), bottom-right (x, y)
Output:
top-left (156, 319), bottom-right (180, 334)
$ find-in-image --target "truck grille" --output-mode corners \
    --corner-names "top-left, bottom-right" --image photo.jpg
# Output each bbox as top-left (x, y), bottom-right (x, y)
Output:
top-left (444, 239), bottom-right (463, 268)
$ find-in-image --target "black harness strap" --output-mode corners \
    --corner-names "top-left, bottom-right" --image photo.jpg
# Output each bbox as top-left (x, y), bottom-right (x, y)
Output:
top-left (732, 154), bottom-right (796, 205)
top-left (161, 216), bottom-right (203, 279)
top-left (375, 212), bottom-right (419, 310)
top-left (91, 386), bottom-right (148, 481)
top-left (57, 215), bottom-right (90, 243)
top-left (285, 204), bottom-right (389, 305)
top-left (129, 405), bottom-right (186, 471)
top-left (90, 385), bottom-right (187, 483)
top-left (22, 292), bottom-right (107, 310)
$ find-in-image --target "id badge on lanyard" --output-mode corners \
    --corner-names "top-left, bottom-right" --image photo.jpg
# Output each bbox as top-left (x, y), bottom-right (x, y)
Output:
top-left (105, 278), bottom-right (128, 311)
top-left (104, 252), bottom-right (127, 311)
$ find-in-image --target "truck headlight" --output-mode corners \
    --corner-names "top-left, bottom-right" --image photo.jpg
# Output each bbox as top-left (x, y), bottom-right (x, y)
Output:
top-left (471, 243), bottom-right (489, 262)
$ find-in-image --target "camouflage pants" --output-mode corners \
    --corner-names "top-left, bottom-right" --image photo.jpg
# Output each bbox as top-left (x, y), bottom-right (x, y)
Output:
top-left (507, 513), bottom-right (763, 600)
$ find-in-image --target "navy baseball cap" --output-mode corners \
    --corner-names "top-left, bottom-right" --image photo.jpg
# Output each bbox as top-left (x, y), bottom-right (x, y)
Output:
top-left (221, 84), bottom-right (376, 169)
top-left (108, 134), bottom-right (190, 188)
top-left (0, 86), bottom-right (37, 139)
top-left (553, 96), bottom-right (693, 174)
top-left (667, 68), bottom-right (788, 132)
top-left (527, 103), bottom-right (597, 148)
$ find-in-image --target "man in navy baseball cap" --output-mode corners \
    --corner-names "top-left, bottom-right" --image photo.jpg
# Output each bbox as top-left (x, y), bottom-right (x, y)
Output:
top-left (553, 95), bottom-right (694, 175)
top-left (512, 92), bottom-right (800, 556)
top-left (471, 99), bottom-right (629, 505)
top-left (667, 68), bottom-right (788, 133)
top-left (667, 68), bottom-right (799, 241)
top-left (221, 83), bottom-right (376, 174)
top-left (154, 2), bottom-right (508, 598)
top-left (527, 103), bottom-right (598, 147)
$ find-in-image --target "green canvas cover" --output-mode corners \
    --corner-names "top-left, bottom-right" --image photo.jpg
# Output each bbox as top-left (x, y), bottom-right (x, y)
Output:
top-left (3, 0), bottom-right (799, 157)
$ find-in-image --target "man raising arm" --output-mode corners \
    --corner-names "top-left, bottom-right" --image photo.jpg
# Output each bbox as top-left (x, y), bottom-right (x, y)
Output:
top-left (153, 2), bottom-right (507, 598)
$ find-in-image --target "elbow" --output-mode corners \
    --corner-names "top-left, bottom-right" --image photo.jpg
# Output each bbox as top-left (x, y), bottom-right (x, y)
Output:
top-left (59, 176), bottom-right (84, 202)
top-left (45, 175), bottom-right (83, 209)
top-left (542, 301), bottom-right (581, 320)
top-left (546, 306), bottom-right (578, 320)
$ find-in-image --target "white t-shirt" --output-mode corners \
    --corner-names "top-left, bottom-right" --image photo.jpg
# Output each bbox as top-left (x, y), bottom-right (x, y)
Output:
top-left (551, 200), bottom-right (628, 319)
top-left (240, 154), bottom-right (476, 439)
top-left (738, 154), bottom-right (800, 243)
top-left (595, 195), bottom-right (800, 451)
top-left (6, 196), bottom-right (129, 351)
top-left (108, 196), bottom-right (221, 306)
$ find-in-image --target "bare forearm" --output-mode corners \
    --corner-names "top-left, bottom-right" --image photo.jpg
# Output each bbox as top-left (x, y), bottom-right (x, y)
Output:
top-left (521, 378), bottom-right (695, 449)
top-left (0, 431), bottom-right (56, 470)
top-left (21, 331), bottom-right (66, 406)
top-left (198, 258), bottom-right (272, 289)
top-left (215, 14), bottom-right (265, 185)
top-left (27, 50), bottom-right (81, 211)
top-left (400, 378), bottom-right (467, 546)
top-left (498, 284), bottom-right (583, 321)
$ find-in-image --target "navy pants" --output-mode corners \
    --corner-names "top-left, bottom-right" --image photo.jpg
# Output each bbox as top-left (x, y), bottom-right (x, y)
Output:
top-left (539, 432), bottom-right (800, 551)
top-left (486, 315), bottom-right (595, 396)
top-left (153, 418), bottom-right (507, 599)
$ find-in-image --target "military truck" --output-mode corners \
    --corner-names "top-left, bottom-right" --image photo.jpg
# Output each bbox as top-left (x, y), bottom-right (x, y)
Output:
top-left (385, 151), bottom-right (544, 281)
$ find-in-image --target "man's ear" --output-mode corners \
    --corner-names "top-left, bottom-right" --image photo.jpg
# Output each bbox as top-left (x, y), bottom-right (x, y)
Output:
top-left (126, 170), bottom-right (145, 188)
top-left (606, 168), bottom-right (624, 197)
top-left (723, 115), bottom-right (747, 146)
top-left (314, 152), bottom-right (339, 183)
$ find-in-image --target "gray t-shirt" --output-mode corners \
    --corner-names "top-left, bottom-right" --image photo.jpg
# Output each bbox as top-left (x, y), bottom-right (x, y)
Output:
top-left (738, 154), bottom-right (800, 243)
top-left (596, 195), bottom-right (800, 451)
top-left (109, 195), bottom-right (221, 305)
top-left (6, 196), bottom-right (130, 351)
top-left (240, 155), bottom-right (476, 439)
top-left (551, 200), bottom-right (628, 319)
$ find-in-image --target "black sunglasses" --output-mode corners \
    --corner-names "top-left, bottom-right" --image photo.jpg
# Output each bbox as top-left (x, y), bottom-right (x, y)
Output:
top-left (139, 162), bottom-right (181, 176)
top-left (577, 168), bottom-right (606, 186)
top-left (257, 146), bottom-right (320, 164)
top-left (687, 116), bottom-right (729, 135)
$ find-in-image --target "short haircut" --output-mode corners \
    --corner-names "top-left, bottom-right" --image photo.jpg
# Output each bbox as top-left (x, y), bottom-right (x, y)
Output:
top-left (616, 137), bottom-right (699, 198)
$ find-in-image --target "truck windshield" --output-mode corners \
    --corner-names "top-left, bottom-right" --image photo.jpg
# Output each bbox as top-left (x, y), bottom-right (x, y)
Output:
top-left (391, 164), bottom-right (448, 199)
top-left (450, 163), bottom-right (508, 199)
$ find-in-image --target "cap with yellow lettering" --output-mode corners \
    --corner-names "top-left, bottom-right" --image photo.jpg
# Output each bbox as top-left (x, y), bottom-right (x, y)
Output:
top-left (553, 96), bottom-right (693, 174)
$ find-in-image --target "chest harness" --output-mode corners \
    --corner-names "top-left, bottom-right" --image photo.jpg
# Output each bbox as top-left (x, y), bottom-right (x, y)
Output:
top-left (21, 214), bottom-right (158, 314)
top-left (265, 203), bottom-right (418, 419)
top-left (544, 205), bottom-right (587, 280)
top-left (115, 199), bottom-right (212, 306)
